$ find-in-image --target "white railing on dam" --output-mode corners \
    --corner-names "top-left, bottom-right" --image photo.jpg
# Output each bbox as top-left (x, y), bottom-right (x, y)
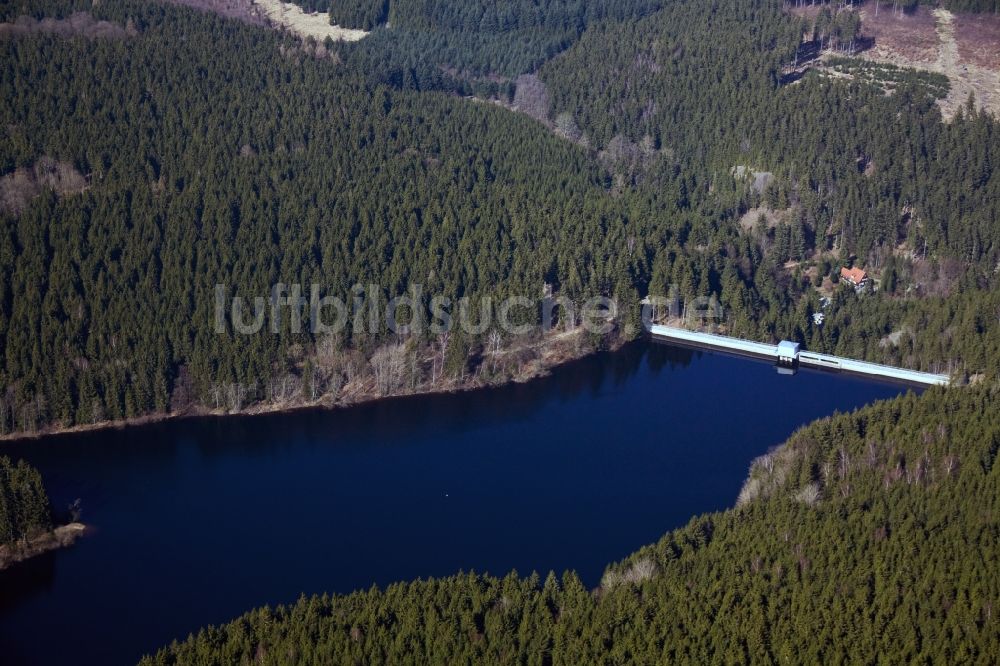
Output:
top-left (648, 325), bottom-right (781, 360)
top-left (796, 352), bottom-right (950, 387)
top-left (648, 324), bottom-right (950, 387)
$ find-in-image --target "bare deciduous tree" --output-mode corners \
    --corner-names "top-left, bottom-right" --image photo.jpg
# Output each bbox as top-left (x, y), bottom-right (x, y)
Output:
top-left (18, 393), bottom-right (46, 433)
top-left (268, 373), bottom-right (299, 403)
top-left (838, 446), bottom-right (850, 479)
top-left (307, 367), bottom-right (325, 401)
top-left (512, 74), bottom-right (551, 124)
top-left (431, 331), bottom-right (450, 385)
top-left (795, 483), bottom-right (821, 506)
top-left (317, 333), bottom-right (338, 367)
top-left (554, 112), bottom-right (583, 143)
top-left (371, 343), bottom-right (408, 396)
top-left (622, 557), bottom-right (657, 584)
top-left (487, 329), bottom-right (503, 372)
top-left (209, 383), bottom-right (223, 410)
top-left (225, 382), bottom-right (252, 412)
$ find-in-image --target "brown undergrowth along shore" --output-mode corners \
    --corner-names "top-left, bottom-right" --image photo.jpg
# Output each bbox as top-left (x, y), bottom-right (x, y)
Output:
top-left (1, 327), bottom-right (629, 443)
top-left (0, 523), bottom-right (86, 571)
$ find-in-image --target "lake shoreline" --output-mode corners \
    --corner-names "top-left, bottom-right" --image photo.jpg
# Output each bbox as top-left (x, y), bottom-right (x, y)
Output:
top-left (0, 336), bottom-right (908, 665)
top-left (0, 523), bottom-right (86, 572)
top-left (0, 330), bottom-right (629, 444)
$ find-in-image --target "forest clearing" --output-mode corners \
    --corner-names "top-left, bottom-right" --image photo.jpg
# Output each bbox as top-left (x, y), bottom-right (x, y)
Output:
top-left (164, 0), bottom-right (368, 41)
top-left (861, 6), bottom-right (1000, 117)
top-left (253, 0), bottom-right (368, 42)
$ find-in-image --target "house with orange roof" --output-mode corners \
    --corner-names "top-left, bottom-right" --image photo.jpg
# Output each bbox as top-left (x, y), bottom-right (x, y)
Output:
top-left (840, 266), bottom-right (870, 289)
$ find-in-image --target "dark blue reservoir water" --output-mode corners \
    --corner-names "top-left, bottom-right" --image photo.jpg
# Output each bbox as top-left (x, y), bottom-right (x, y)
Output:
top-left (0, 342), bottom-right (907, 665)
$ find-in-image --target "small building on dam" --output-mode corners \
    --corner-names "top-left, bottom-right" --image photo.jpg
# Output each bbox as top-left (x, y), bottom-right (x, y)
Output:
top-left (777, 340), bottom-right (801, 365)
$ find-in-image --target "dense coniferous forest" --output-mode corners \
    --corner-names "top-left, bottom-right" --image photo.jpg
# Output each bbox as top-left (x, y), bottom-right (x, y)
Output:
top-left (939, 0), bottom-right (1000, 12)
top-left (0, 0), bottom-right (998, 437)
top-left (333, 0), bottom-right (664, 85)
top-left (327, 0), bottom-right (387, 30)
top-left (288, 0), bottom-right (387, 29)
top-left (0, 456), bottom-right (51, 545)
top-left (142, 385), bottom-right (1000, 664)
top-left (0, 0), bottom-right (674, 432)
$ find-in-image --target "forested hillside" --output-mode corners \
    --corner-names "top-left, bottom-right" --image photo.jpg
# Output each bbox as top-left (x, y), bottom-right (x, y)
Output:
top-left (1, 0), bottom-right (998, 439)
top-left (333, 0), bottom-right (663, 87)
top-left (0, 0), bottom-right (674, 433)
top-left (2, 0), bottom-right (999, 660)
top-left (535, 0), bottom-right (1000, 372)
top-left (539, 0), bottom-right (1000, 266)
top-left (142, 385), bottom-right (1000, 664)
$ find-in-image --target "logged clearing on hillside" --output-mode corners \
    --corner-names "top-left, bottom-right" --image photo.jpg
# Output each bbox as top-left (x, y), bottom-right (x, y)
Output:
top-left (165, 0), bottom-right (367, 41)
top-left (253, 0), bottom-right (368, 42)
top-left (861, 6), bottom-right (1000, 118)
